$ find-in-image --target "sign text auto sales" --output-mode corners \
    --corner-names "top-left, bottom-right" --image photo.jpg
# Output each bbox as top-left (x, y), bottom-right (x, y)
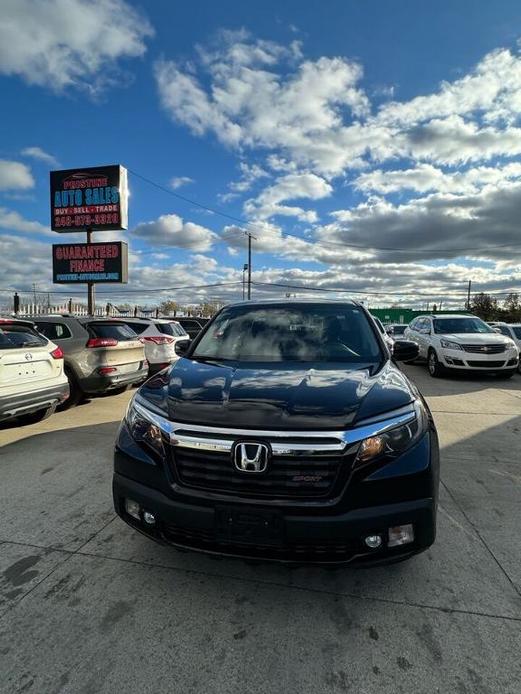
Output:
top-left (50, 165), bottom-right (128, 232)
top-left (52, 242), bottom-right (128, 284)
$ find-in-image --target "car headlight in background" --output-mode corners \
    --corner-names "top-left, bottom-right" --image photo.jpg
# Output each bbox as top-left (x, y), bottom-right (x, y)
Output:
top-left (126, 398), bottom-right (168, 456)
top-left (440, 339), bottom-right (462, 350)
top-left (355, 399), bottom-right (428, 466)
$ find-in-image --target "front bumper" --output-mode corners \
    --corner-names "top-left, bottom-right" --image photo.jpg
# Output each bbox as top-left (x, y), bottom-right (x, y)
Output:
top-left (0, 382), bottom-right (69, 421)
top-left (113, 472), bottom-right (436, 565)
top-left (81, 364), bottom-right (149, 394)
top-left (439, 348), bottom-right (518, 371)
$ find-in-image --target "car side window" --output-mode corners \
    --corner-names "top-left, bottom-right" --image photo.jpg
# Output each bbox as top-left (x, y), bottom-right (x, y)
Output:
top-left (36, 322), bottom-right (72, 340)
top-left (498, 326), bottom-right (511, 338)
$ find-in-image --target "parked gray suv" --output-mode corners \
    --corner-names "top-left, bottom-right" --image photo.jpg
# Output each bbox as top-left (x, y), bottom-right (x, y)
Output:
top-left (35, 316), bottom-right (148, 408)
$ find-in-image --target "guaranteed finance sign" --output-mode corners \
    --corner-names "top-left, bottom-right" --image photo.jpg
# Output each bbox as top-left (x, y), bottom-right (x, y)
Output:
top-left (50, 165), bottom-right (128, 232)
top-left (52, 242), bottom-right (128, 284)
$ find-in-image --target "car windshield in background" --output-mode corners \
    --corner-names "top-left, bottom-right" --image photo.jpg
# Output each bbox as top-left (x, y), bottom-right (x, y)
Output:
top-left (157, 322), bottom-right (187, 337)
top-left (192, 305), bottom-right (382, 363)
top-left (89, 323), bottom-right (138, 341)
top-left (433, 318), bottom-right (494, 334)
top-left (393, 325), bottom-right (406, 335)
top-left (0, 325), bottom-right (47, 349)
top-left (512, 327), bottom-right (521, 339)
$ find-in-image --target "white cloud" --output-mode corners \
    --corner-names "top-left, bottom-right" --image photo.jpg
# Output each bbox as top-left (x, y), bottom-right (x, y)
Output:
top-left (0, 0), bottom-right (153, 93)
top-left (0, 207), bottom-right (49, 235)
top-left (220, 162), bottom-right (270, 201)
top-left (169, 176), bottom-right (194, 190)
top-left (375, 47), bottom-right (521, 128)
top-left (244, 173), bottom-right (332, 221)
top-left (21, 146), bottom-right (59, 167)
top-left (155, 31), bottom-right (370, 173)
top-left (0, 160), bottom-right (34, 190)
top-left (131, 213), bottom-right (216, 251)
top-left (155, 34), bottom-right (521, 175)
top-left (355, 162), bottom-right (521, 195)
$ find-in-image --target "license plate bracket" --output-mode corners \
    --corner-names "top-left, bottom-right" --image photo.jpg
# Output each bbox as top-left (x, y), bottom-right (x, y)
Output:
top-left (215, 506), bottom-right (284, 547)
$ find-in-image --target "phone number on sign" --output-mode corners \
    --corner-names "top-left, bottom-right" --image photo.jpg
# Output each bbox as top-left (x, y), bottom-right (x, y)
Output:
top-left (53, 213), bottom-right (120, 228)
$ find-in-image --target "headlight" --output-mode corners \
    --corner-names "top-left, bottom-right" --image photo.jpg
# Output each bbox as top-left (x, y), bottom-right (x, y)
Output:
top-left (440, 339), bottom-right (462, 350)
top-left (355, 400), bottom-right (428, 466)
top-left (126, 398), bottom-right (166, 456)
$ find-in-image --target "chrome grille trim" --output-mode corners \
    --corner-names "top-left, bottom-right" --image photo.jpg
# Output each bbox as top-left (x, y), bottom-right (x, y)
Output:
top-left (132, 399), bottom-right (416, 455)
top-left (461, 343), bottom-right (506, 354)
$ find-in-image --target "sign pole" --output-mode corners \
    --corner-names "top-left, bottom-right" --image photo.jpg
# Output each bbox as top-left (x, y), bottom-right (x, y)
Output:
top-left (86, 227), bottom-right (95, 315)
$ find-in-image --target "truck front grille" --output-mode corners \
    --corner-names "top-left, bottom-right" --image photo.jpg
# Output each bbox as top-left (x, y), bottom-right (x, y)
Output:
top-left (172, 446), bottom-right (351, 499)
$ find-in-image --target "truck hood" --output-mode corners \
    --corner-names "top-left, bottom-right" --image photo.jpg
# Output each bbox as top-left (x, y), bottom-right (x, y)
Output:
top-left (139, 358), bottom-right (417, 430)
top-left (441, 333), bottom-right (512, 344)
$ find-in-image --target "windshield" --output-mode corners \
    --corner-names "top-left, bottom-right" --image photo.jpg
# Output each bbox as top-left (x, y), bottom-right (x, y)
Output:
top-left (433, 317), bottom-right (494, 334)
top-left (512, 327), bottom-right (521, 339)
top-left (192, 305), bottom-right (382, 363)
top-left (392, 325), bottom-right (406, 335)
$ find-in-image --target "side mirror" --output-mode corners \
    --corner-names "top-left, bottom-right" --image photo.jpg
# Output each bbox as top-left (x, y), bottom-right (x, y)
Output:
top-left (385, 327), bottom-right (393, 335)
top-left (493, 328), bottom-right (501, 334)
top-left (392, 340), bottom-right (419, 362)
top-left (175, 339), bottom-right (191, 357)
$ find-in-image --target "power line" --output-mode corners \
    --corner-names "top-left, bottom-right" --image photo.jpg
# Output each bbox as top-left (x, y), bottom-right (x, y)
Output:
top-left (0, 282), bottom-right (242, 296)
top-left (127, 167), bottom-right (521, 255)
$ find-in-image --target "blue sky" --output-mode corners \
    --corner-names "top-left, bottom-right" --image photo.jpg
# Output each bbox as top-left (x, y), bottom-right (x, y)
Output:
top-left (1, 0), bottom-right (521, 308)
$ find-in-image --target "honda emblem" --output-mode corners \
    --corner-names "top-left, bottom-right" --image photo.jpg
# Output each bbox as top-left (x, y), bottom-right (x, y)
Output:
top-left (233, 442), bottom-right (270, 473)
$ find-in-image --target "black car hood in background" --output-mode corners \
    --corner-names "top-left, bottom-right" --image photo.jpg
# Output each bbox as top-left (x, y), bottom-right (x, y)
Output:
top-left (140, 358), bottom-right (416, 430)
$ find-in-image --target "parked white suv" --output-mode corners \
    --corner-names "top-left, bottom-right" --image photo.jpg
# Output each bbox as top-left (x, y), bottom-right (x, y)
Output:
top-left (0, 318), bottom-right (69, 424)
top-left (404, 314), bottom-right (519, 378)
top-left (489, 322), bottom-right (521, 374)
top-left (116, 318), bottom-right (190, 373)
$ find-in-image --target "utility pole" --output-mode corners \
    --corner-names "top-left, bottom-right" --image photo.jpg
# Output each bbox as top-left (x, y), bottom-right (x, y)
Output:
top-left (86, 227), bottom-right (95, 315)
top-left (247, 233), bottom-right (252, 300)
top-left (242, 263), bottom-right (248, 300)
top-left (466, 279), bottom-right (472, 310)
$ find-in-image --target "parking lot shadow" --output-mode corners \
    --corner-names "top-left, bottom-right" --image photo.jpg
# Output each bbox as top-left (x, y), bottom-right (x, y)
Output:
top-left (401, 363), bottom-right (521, 399)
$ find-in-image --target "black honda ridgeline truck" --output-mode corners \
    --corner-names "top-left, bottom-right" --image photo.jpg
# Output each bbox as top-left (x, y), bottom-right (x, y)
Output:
top-left (113, 300), bottom-right (439, 565)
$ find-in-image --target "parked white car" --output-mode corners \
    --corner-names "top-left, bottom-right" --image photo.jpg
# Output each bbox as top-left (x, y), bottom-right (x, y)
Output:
top-left (370, 315), bottom-right (394, 350)
top-left (403, 314), bottom-right (519, 378)
top-left (0, 318), bottom-right (69, 424)
top-left (489, 322), bottom-right (521, 373)
top-left (116, 318), bottom-right (190, 373)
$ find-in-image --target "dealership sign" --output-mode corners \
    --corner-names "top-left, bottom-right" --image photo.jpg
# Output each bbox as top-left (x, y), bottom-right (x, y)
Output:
top-left (50, 165), bottom-right (128, 232)
top-left (52, 242), bottom-right (128, 284)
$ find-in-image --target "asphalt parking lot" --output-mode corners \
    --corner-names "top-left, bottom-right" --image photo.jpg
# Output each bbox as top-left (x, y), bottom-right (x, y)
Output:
top-left (1, 366), bottom-right (520, 694)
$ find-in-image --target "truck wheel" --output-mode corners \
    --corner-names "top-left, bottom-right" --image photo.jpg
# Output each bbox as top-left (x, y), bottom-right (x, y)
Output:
top-left (57, 368), bottom-right (84, 410)
top-left (428, 349), bottom-right (445, 378)
top-left (17, 405), bottom-right (55, 426)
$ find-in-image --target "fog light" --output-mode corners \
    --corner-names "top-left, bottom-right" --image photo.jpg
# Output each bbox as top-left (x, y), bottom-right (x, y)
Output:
top-left (388, 524), bottom-right (414, 548)
top-left (143, 511), bottom-right (156, 526)
top-left (125, 498), bottom-right (141, 521)
top-left (364, 534), bottom-right (383, 549)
